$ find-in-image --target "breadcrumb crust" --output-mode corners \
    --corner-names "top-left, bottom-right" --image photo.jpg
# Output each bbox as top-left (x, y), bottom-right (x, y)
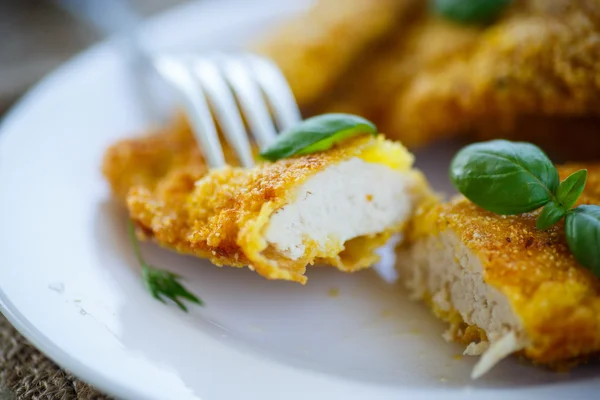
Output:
top-left (103, 117), bottom-right (430, 283)
top-left (406, 164), bottom-right (600, 366)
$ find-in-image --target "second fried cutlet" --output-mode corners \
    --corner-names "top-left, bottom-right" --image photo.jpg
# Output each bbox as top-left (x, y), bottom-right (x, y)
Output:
top-left (251, 0), bottom-right (419, 108)
top-left (256, 0), bottom-right (600, 153)
top-left (388, 0), bottom-right (600, 147)
top-left (397, 164), bottom-right (600, 378)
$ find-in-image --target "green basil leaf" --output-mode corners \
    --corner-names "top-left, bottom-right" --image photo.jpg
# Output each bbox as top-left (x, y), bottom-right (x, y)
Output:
top-left (565, 205), bottom-right (600, 276)
top-left (556, 169), bottom-right (588, 210)
top-left (450, 140), bottom-right (559, 215)
top-left (536, 201), bottom-right (566, 231)
top-left (431, 0), bottom-right (512, 24)
top-left (259, 113), bottom-right (377, 161)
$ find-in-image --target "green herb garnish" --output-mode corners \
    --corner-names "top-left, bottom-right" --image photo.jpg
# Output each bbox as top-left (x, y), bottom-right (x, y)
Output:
top-left (536, 200), bottom-right (566, 231)
top-left (450, 140), bottom-right (559, 215)
top-left (259, 113), bottom-right (377, 161)
top-left (431, 0), bottom-right (512, 24)
top-left (450, 140), bottom-right (599, 275)
top-left (556, 169), bottom-right (588, 211)
top-left (565, 206), bottom-right (600, 276)
top-left (128, 220), bottom-right (203, 311)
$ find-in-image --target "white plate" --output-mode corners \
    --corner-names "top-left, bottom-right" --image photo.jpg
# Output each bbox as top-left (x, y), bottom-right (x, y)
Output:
top-left (0, 1), bottom-right (598, 399)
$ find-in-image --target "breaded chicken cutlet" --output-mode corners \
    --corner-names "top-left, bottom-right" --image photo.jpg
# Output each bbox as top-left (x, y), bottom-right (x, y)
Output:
top-left (103, 118), bottom-right (433, 283)
top-left (255, 0), bottom-right (600, 153)
top-left (390, 0), bottom-right (600, 147)
top-left (397, 164), bottom-right (600, 378)
top-left (252, 0), bottom-right (418, 108)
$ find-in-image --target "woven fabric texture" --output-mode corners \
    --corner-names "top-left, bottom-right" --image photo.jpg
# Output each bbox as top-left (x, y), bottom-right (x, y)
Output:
top-left (0, 314), bottom-right (110, 400)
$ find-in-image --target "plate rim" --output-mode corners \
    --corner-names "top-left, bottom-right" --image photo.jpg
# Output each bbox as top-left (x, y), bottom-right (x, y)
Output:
top-left (0, 1), bottom-right (599, 399)
top-left (0, 2), bottom-right (263, 399)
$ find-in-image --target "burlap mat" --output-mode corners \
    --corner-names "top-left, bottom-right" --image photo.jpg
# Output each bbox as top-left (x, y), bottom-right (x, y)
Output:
top-left (0, 313), bottom-right (111, 400)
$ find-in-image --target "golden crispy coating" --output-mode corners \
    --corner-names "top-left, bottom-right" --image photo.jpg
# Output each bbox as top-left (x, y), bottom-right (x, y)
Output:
top-left (408, 164), bottom-right (600, 365)
top-left (258, 0), bottom-right (600, 151)
top-left (317, 16), bottom-right (482, 138)
top-left (385, 0), bottom-right (600, 146)
top-left (103, 117), bottom-right (429, 283)
top-left (102, 116), bottom-right (209, 200)
top-left (252, 0), bottom-right (419, 108)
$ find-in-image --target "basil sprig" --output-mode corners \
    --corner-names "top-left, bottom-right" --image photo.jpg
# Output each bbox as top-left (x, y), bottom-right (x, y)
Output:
top-left (431, 0), bottom-right (512, 24)
top-left (260, 113), bottom-right (377, 161)
top-left (450, 140), bottom-right (600, 276)
top-left (450, 140), bottom-right (559, 215)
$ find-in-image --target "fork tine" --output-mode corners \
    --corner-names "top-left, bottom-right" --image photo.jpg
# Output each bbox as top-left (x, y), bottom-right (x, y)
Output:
top-left (153, 56), bottom-right (226, 168)
top-left (244, 54), bottom-right (302, 130)
top-left (192, 59), bottom-right (255, 168)
top-left (219, 56), bottom-right (278, 149)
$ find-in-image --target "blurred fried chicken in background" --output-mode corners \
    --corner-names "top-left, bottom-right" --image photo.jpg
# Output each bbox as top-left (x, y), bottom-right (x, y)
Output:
top-left (251, 0), bottom-right (420, 107)
top-left (253, 0), bottom-right (600, 159)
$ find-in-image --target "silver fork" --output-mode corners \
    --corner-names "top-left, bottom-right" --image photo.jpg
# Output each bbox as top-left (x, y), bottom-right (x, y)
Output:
top-left (54, 0), bottom-right (301, 168)
top-left (154, 53), bottom-right (301, 167)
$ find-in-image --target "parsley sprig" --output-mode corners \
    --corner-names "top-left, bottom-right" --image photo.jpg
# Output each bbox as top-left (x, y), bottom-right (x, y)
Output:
top-left (128, 220), bottom-right (203, 311)
top-left (450, 140), bottom-right (600, 276)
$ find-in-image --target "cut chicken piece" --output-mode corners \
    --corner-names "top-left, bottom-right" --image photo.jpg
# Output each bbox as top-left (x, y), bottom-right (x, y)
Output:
top-left (397, 163), bottom-right (600, 377)
top-left (263, 156), bottom-right (417, 262)
top-left (103, 118), bottom-right (433, 283)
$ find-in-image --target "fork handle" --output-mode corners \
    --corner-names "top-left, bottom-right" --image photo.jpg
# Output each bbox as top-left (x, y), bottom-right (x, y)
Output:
top-left (53, 0), bottom-right (165, 123)
top-left (53, 0), bottom-right (152, 66)
top-left (54, 0), bottom-right (143, 37)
